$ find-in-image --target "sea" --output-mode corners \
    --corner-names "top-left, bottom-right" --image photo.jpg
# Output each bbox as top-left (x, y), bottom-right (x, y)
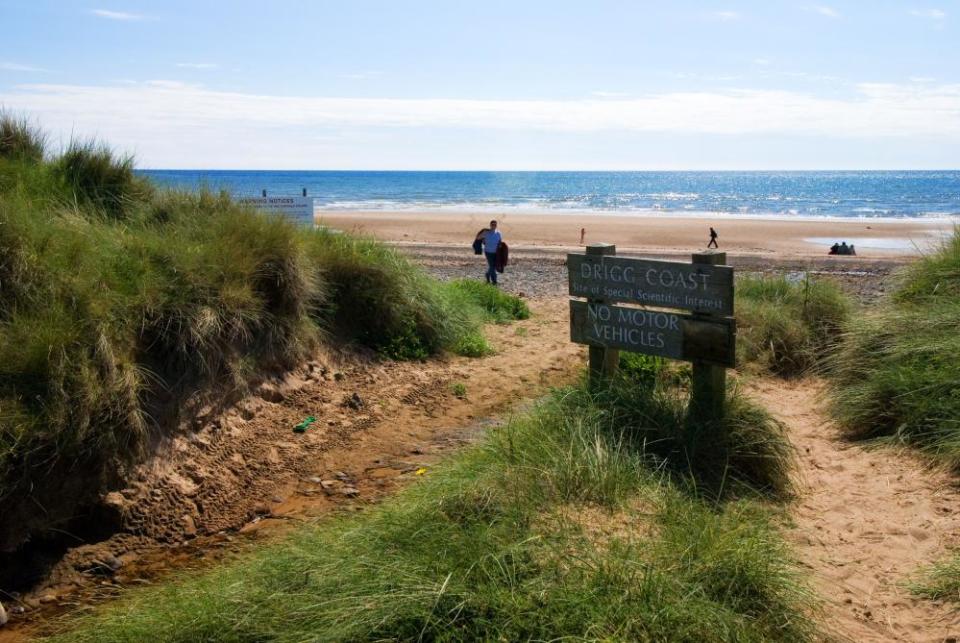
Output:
top-left (139, 171), bottom-right (960, 220)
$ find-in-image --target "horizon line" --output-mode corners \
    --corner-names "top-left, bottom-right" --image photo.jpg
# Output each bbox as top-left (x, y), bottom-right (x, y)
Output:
top-left (136, 167), bottom-right (960, 173)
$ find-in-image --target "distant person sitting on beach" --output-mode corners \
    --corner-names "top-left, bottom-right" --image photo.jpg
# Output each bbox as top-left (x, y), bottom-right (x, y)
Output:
top-left (839, 241), bottom-right (850, 255)
top-left (848, 243), bottom-right (856, 255)
top-left (580, 227), bottom-right (586, 245)
top-left (480, 220), bottom-right (502, 285)
top-left (707, 227), bottom-right (719, 249)
top-left (829, 242), bottom-right (840, 255)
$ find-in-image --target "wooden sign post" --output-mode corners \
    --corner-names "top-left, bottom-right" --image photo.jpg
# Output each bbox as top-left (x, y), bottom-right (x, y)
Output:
top-left (585, 243), bottom-right (619, 382)
top-left (568, 245), bottom-right (735, 422)
top-left (689, 251), bottom-right (729, 428)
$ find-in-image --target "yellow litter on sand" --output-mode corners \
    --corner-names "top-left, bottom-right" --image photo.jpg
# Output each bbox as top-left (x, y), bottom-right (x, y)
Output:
top-left (414, 468), bottom-right (428, 476)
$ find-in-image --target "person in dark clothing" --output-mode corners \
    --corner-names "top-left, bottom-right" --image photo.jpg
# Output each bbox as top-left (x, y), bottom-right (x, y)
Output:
top-left (481, 220), bottom-right (502, 285)
top-left (829, 242), bottom-right (840, 255)
top-left (707, 227), bottom-right (719, 248)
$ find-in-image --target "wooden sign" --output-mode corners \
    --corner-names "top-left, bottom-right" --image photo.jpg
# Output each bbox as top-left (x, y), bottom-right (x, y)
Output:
top-left (568, 254), bottom-right (734, 316)
top-left (568, 244), bottom-right (736, 423)
top-left (570, 300), bottom-right (735, 367)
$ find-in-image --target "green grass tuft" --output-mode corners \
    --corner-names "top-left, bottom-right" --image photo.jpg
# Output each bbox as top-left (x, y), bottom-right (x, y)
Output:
top-left (0, 113), bottom-right (46, 163)
top-left (911, 554), bottom-right (960, 603)
top-left (736, 274), bottom-right (850, 377)
top-left (48, 375), bottom-right (813, 642)
top-left (443, 279), bottom-right (531, 323)
top-left (618, 352), bottom-right (665, 392)
top-left (827, 230), bottom-right (960, 468)
top-left (589, 370), bottom-right (796, 500)
top-left (451, 330), bottom-right (494, 357)
top-left (53, 140), bottom-right (154, 219)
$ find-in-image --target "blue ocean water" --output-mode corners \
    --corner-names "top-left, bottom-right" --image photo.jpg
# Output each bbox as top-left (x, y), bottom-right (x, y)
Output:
top-left (139, 170), bottom-right (960, 219)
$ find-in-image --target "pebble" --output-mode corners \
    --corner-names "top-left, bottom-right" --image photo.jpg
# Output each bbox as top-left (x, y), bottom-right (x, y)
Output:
top-left (182, 514), bottom-right (198, 537)
top-left (40, 593), bottom-right (57, 604)
top-left (340, 487), bottom-right (360, 497)
top-left (345, 392), bottom-right (364, 410)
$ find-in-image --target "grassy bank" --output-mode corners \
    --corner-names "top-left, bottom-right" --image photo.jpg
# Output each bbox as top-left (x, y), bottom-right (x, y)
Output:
top-left (827, 231), bottom-right (960, 468)
top-left (735, 274), bottom-right (849, 377)
top-left (51, 369), bottom-right (813, 642)
top-left (0, 115), bottom-right (526, 551)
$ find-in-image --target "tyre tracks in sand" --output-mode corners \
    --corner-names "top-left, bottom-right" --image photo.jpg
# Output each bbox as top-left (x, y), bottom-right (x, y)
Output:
top-left (750, 379), bottom-right (960, 642)
top-left (0, 298), bottom-right (581, 641)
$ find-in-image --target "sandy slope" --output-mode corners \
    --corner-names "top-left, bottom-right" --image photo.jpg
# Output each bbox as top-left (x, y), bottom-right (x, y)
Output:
top-left (750, 380), bottom-right (960, 642)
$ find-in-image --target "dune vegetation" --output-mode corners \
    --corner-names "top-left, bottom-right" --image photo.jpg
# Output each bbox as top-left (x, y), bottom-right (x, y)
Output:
top-left (912, 555), bottom-right (960, 604)
top-left (735, 274), bottom-right (850, 378)
top-left (50, 362), bottom-right (813, 643)
top-left (827, 231), bottom-right (960, 468)
top-left (0, 114), bottom-right (526, 551)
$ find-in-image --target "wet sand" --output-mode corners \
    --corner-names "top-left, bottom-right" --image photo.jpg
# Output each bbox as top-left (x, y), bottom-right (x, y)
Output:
top-left (316, 210), bottom-right (955, 259)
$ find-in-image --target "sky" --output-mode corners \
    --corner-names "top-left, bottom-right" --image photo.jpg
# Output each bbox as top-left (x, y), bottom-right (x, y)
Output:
top-left (1, 0), bottom-right (958, 170)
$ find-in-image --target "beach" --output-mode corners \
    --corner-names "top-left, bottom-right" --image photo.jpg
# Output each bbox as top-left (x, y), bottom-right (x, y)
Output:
top-left (316, 210), bottom-right (954, 259)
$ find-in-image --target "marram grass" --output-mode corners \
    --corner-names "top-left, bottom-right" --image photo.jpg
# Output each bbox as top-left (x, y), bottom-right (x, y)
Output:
top-left (49, 374), bottom-right (814, 642)
top-left (827, 230), bottom-right (960, 469)
top-left (911, 553), bottom-right (960, 603)
top-left (735, 274), bottom-right (850, 378)
top-left (0, 114), bottom-right (527, 550)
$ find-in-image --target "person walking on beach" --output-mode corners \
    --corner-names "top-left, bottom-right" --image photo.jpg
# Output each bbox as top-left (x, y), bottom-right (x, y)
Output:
top-left (707, 226), bottom-right (719, 249)
top-left (480, 220), bottom-right (502, 285)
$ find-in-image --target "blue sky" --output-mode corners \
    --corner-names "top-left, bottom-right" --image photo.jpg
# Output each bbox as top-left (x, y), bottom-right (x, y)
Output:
top-left (1, 0), bottom-right (958, 169)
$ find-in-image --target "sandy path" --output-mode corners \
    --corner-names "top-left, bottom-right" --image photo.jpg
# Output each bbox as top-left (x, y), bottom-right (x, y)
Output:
top-left (750, 380), bottom-right (960, 642)
top-left (0, 299), bottom-right (583, 641)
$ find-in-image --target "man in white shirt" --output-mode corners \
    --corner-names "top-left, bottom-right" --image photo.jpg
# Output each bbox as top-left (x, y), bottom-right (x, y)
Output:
top-left (481, 219), bottom-right (502, 285)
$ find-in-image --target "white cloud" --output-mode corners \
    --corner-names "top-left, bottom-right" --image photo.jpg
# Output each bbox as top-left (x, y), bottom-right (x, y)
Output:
top-left (591, 91), bottom-right (631, 98)
top-left (0, 62), bottom-right (47, 72)
top-left (710, 10), bottom-right (740, 21)
top-left (90, 9), bottom-right (150, 21)
top-left (808, 6), bottom-right (840, 18)
top-left (909, 8), bottom-right (946, 19)
top-left (176, 63), bottom-right (219, 70)
top-left (3, 81), bottom-right (958, 167)
top-left (910, 76), bottom-right (936, 83)
top-left (753, 58), bottom-right (772, 66)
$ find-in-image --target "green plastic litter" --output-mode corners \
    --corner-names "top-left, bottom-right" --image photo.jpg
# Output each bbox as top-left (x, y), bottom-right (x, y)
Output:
top-left (293, 416), bottom-right (317, 433)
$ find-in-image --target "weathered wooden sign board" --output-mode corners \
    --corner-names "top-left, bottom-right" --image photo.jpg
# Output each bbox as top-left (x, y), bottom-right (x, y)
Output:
top-left (568, 254), bottom-right (734, 316)
top-left (569, 300), bottom-right (735, 367)
top-left (568, 243), bottom-right (736, 422)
